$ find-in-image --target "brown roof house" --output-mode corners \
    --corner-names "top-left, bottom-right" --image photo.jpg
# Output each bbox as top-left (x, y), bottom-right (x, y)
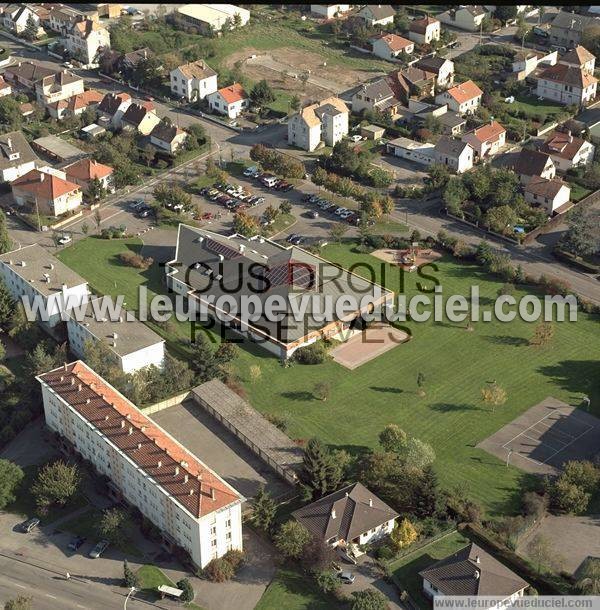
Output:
top-left (351, 78), bottom-right (402, 116)
top-left (292, 482), bottom-right (398, 557)
top-left (415, 55), bottom-right (455, 89)
top-left (461, 120), bottom-right (506, 158)
top-left (170, 59), bottom-right (218, 102)
top-left (121, 103), bottom-right (161, 136)
top-left (513, 149), bottom-right (556, 185)
top-left (435, 80), bottom-right (483, 115)
top-left (524, 176), bottom-right (572, 215)
top-left (150, 121), bottom-right (188, 154)
top-left (11, 168), bottom-right (82, 217)
top-left (420, 543), bottom-right (528, 607)
top-left (63, 158), bottom-right (115, 197)
top-left (409, 16), bottom-right (441, 45)
top-left (371, 33), bottom-right (414, 61)
top-left (97, 91), bottom-right (132, 129)
top-left (539, 129), bottom-right (596, 172)
top-left (388, 67), bottom-right (436, 103)
top-left (536, 63), bottom-right (597, 107)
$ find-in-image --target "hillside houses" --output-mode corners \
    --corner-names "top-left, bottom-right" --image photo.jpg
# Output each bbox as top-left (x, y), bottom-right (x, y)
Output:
top-left (409, 16), bottom-right (440, 45)
top-left (438, 6), bottom-right (488, 31)
top-left (371, 33), bottom-right (414, 61)
top-left (288, 97), bottom-right (349, 152)
top-left (0, 132), bottom-right (39, 183)
top-left (386, 136), bottom-right (475, 174)
top-left (170, 59), bottom-right (218, 102)
top-left (435, 80), bottom-right (483, 115)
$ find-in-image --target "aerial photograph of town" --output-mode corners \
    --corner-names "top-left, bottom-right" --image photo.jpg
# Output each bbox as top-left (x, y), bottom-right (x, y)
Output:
top-left (0, 2), bottom-right (598, 609)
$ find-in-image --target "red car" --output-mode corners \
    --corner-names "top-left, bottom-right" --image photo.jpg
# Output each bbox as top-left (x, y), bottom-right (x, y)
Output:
top-left (201, 212), bottom-right (214, 220)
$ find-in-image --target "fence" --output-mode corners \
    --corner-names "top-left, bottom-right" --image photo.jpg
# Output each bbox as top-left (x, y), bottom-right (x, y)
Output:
top-left (140, 390), bottom-right (192, 415)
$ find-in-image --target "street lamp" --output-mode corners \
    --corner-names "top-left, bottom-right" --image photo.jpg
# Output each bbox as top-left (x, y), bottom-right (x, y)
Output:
top-left (124, 586), bottom-right (137, 609)
top-left (506, 449), bottom-right (513, 467)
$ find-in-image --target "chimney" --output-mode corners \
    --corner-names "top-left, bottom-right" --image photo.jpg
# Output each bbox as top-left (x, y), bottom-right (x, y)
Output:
top-left (104, 414), bottom-right (109, 420)
top-left (189, 488), bottom-right (194, 495)
top-left (238, 244), bottom-right (245, 253)
top-left (128, 426), bottom-right (133, 435)
top-left (85, 398), bottom-right (90, 404)
top-left (474, 569), bottom-right (480, 580)
top-left (331, 508), bottom-right (336, 520)
top-left (63, 363), bottom-right (68, 371)
top-left (7, 137), bottom-right (12, 149)
top-left (40, 173), bottom-right (45, 182)
top-left (475, 555), bottom-right (481, 564)
top-left (137, 442), bottom-right (142, 449)
top-left (184, 474), bottom-right (189, 483)
top-left (567, 130), bottom-right (573, 143)
top-left (210, 487), bottom-right (216, 500)
top-left (157, 460), bottom-right (162, 468)
top-left (141, 425), bottom-right (146, 432)
top-left (60, 376), bottom-right (64, 382)
top-left (175, 466), bottom-right (179, 476)
top-left (120, 419), bottom-right (125, 428)
top-left (369, 498), bottom-right (373, 507)
top-left (77, 383), bottom-right (82, 392)
top-left (126, 413), bottom-right (131, 420)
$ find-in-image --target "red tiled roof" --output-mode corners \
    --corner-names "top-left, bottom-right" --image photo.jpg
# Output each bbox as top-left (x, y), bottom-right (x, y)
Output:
top-left (11, 169), bottom-right (79, 200)
top-left (64, 158), bottom-right (113, 181)
top-left (468, 120), bottom-right (506, 143)
top-left (68, 89), bottom-right (103, 112)
top-left (217, 83), bottom-right (248, 105)
top-left (539, 63), bottom-right (597, 88)
top-left (38, 362), bottom-right (242, 518)
top-left (445, 80), bottom-right (483, 104)
top-left (374, 33), bottom-right (413, 52)
top-left (410, 15), bottom-right (439, 34)
top-left (525, 175), bottom-right (569, 199)
top-left (540, 130), bottom-right (587, 161)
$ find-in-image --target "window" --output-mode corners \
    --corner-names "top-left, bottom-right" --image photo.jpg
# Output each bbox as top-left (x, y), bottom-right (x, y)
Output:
top-left (211, 539), bottom-right (217, 547)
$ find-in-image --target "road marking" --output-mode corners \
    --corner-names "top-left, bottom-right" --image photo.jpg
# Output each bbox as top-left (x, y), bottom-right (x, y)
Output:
top-left (45, 594), bottom-right (57, 599)
top-left (14, 584), bottom-right (26, 589)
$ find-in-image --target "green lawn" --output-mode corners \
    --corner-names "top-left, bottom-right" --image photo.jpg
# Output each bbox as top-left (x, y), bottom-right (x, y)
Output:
top-left (137, 564), bottom-right (175, 592)
top-left (255, 568), bottom-right (343, 610)
top-left (510, 95), bottom-right (566, 118)
top-left (567, 182), bottom-right (592, 203)
top-left (390, 531), bottom-right (471, 609)
top-left (371, 219), bottom-right (409, 235)
top-left (265, 213), bottom-right (296, 236)
top-left (57, 238), bottom-right (600, 517)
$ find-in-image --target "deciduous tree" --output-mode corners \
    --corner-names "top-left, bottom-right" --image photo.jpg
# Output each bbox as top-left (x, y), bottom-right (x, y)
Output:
top-left (274, 520), bottom-right (311, 559)
top-left (0, 459), bottom-right (24, 509)
top-left (31, 461), bottom-right (81, 513)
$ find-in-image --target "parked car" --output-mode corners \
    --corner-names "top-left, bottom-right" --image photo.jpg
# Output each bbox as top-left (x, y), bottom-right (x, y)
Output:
top-left (201, 212), bottom-right (214, 220)
top-left (261, 175), bottom-right (279, 188)
top-left (308, 195), bottom-right (321, 204)
top-left (275, 181), bottom-right (290, 191)
top-left (89, 539), bottom-right (109, 559)
top-left (129, 200), bottom-right (145, 211)
top-left (339, 210), bottom-right (353, 219)
top-left (137, 208), bottom-right (152, 218)
top-left (58, 234), bottom-right (72, 245)
top-left (243, 166), bottom-right (258, 177)
top-left (338, 572), bottom-right (355, 584)
top-left (21, 517), bottom-right (40, 533)
top-left (286, 233), bottom-right (299, 243)
top-left (310, 210), bottom-right (319, 219)
top-left (67, 536), bottom-right (86, 551)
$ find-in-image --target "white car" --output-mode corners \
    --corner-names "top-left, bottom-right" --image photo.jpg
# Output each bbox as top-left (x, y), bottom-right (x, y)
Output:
top-left (89, 539), bottom-right (109, 559)
top-left (58, 235), bottom-right (72, 245)
top-left (334, 207), bottom-right (348, 216)
top-left (339, 210), bottom-right (353, 219)
top-left (350, 135), bottom-right (362, 143)
top-left (243, 166), bottom-right (258, 177)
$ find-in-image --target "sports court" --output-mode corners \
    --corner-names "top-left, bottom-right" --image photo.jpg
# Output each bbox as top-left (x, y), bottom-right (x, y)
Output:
top-left (330, 323), bottom-right (409, 370)
top-left (477, 397), bottom-right (600, 475)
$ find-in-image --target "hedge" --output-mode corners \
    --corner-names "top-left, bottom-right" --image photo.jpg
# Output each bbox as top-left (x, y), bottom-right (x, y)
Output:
top-left (553, 249), bottom-right (600, 274)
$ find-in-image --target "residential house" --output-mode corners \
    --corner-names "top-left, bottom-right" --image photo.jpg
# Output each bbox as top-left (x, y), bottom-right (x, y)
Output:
top-left (511, 49), bottom-right (557, 80)
top-left (559, 45), bottom-right (596, 74)
top-left (176, 4), bottom-right (250, 33)
top-left (67, 297), bottom-right (165, 373)
top-left (19, 103), bottom-right (35, 120)
top-left (95, 3), bottom-right (122, 19)
top-left (386, 137), bottom-right (436, 164)
top-left (513, 149), bottom-right (556, 185)
top-left (48, 4), bottom-right (99, 36)
top-left (310, 5), bottom-right (351, 19)
top-left (371, 33), bottom-right (414, 61)
top-left (419, 543), bottom-right (528, 607)
top-left (170, 59), bottom-right (218, 102)
top-left (524, 176), bottom-right (572, 214)
top-left (4, 61), bottom-right (58, 90)
top-left (37, 361), bottom-right (244, 569)
top-left (549, 11), bottom-right (597, 48)
top-left (438, 6), bottom-right (488, 31)
top-left (150, 122), bottom-right (188, 154)
top-left (536, 64), bottom-right (597, 106)
top-left (35, 70), bottom-right (85, 108)
top-left (207, 83), bottom-right (249, 119)
top-left (292, 483), bottom-right (398, 554)
top-left (120, 47), bottom-right (154, 73)
top-left (121, 103), bottom-right (161, 136)
top-left (65, 19), bottom-right (110, 67)
top-left (409, 15), bottom-right (441, 45)
top-left (415, 56), bottom-right (455, 88)
top-left (63, 158), bottom-right (115, 196)
top-left (166, 225), bottom-right (393, 360)
top-left (0, 244), bottom-right (89, 329)
top-left (435, 80), bottom-right (483, 114)
top-left (0, 131), bottom-right (39, 183)
top-left (97, 91), bottom-right (132, 129)
top-left (433, 136), bottom-right (474, 173)
top-left (351, 78), bottom-right (400, 115)
top-left (357, 5), bottom-right (396, 27)
top-left (361, 124), bottom-right (386, 140)
top-left (11, 168), bottom-right (82, 217)
top-left (439, 112), bottom-right (467, 136)
top-left (574, 107), bottom-right (600, 144)
top-left (539, 130), bottom-right (595, 172)
top-left (288, 97), bottom-right (349, 152)
top-left (462, 120), bottom-right (506, 158)
top-left (389, 67), bottom-right (436, 103)
top-left (47, 89), bottom-right (103, 120)
top-left (2, 4), bottom-right (44, 36)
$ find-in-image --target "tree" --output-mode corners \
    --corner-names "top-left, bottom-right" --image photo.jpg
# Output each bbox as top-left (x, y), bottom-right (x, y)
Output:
top-left (315, 570), bottom-right (339, 595)
top-left (4, 596), bottom-right (32, 610)
top-left (329, 222), bottom-right (349, 244)
top-left (0, 97), bottom-right (23, 131)
top-left (313, 381), bottom-right (331, 401)
top-left (529, 321), bottom-right (555, 347)
top-left (351, 589), bottom-right (389, 610)
top-left (274, 520), bottom-right (311, 559)
top-left (93, 208), bottom-right (102, 233)
top-left (0, 209), bottom-right (13, 254)
top-left (0, 278), bottom-right (15, 327)
top-left (528, 535), bottom-right (561, 575)
top-left (558, 207), bottom-right (600, 257)
top-left (204, 557), bottom-right (235, 582)
top-left (123, 559), bottom-right (139, 588)
top-left (31, 461), bottom-right (81, 513)
top-left (379, 424), bottom-right (407, 454)
top-left (301, 535), bottom-right (336, 572)
top-left (88, 177), bottom-right (107, 202)
top-left (176, 578), bottom-right (194, 602)
top-left (22, 14), bottom-right (38, 41)
top-left (494, 5), bottom-right (518, 23)
top-left (233, 211), bottom-right (260, 237)
top-left (251, 485), bottom-right (276, 533)
top-left (581, 24), bottom-right (600, 57)
top-left (279, 200), bottom-right (292, 215)
top-left (443, 177), bottom-right (468, 215)
top-left (416, 371), bottom-right (426, 396)
top-left (299, 72), bottom-right (309, 90)
top-left (403, 438), bottom-right (436, 472)
top-left (301, 438), bottom-right (344, 498)
top-left (99, 507), bottom-right (128, 543)
top-left (0, 459), bottom-right (24, 509)
top-left (391, 518), bottom-right (418, 550)
top-left (290, 94), bottom-right (301, 112)
top-left (481, 382), bottom-right (507, 412)
top-left (577, 558), bottom-right (600, 595)
top-left (250, 79), bottom-right (275, 107)
top-left (485, 205), bottom-right (518, 234)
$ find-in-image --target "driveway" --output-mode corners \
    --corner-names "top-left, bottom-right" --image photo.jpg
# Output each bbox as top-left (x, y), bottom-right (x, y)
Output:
top-left (151, 401), bottom-right (292, 501)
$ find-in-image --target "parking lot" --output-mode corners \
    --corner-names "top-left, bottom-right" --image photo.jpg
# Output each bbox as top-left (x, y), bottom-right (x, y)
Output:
top-left (151, 400), bottom-right (293, 501)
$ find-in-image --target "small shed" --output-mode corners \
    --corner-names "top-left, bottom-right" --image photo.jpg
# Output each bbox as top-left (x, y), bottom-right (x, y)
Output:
top-left (360, 124), bottom-right (385, 140)
top-left (80, 123), bottom-right (106, 139)
top-left (32, 135), bottom-right (88, 163)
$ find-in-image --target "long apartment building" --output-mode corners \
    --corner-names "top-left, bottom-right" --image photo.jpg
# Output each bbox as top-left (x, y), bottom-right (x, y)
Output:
top-left (38, 361), bottom-right (244, 568)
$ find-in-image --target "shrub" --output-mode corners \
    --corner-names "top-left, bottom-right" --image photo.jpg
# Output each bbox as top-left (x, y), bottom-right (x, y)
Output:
top-left (118, 251), bottom-right (153, 269)
top-left (176, 578), bottom-right (194, 602)
top-left (292, 342), bottom-right (330, 365)
top-left (222, 549), bottom-right (245, 571)
top-left (204, 557), bottom-right (235, 582)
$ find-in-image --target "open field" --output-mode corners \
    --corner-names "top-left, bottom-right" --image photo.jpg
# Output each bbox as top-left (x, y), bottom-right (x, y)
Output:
top-left (390, 530), bottom-right (471, 609)
top-left (510, 94), bottom-right (567, 118)
top-left (57, 238), bottom-right (600, 517)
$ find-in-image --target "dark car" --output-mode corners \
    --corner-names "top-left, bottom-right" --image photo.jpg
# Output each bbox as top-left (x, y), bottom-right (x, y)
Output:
top-left (281, 183), bottom-right (294, 192)
top-left (68, 536), bottom-right (86, 551)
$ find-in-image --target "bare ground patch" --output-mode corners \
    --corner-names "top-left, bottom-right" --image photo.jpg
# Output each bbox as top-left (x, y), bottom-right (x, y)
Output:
top-left (371, 248), bottom-right (443, 269)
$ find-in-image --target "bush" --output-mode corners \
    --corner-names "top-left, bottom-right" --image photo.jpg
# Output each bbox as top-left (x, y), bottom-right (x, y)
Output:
top-left (292, 342), bottom-right (330, 365)
top-left (118, 251), bottom-right (153, 269)
top-left (204, 557), bottom-right (235, 582)
top-left (176, 578), bottom-right (194, 602)
top-left (222, 549), bottom-right (245, 571)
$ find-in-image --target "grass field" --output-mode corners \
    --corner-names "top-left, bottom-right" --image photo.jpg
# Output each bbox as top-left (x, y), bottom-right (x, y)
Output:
top-left (510, 95), bottom-right (566, 118)
top-left (390, 531), bottom-right (471, 609)
top-left (567, 182), bottom-right (593, 203)
top-left (255, 569), bottom-right (343, 610)
top-left (57, 238), bottom-right (600, 517)
top-left (137, 564), bottom-right (174, 592)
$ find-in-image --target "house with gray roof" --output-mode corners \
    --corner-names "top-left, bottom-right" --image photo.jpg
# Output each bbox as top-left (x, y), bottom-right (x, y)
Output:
top-left (420, 543), bottom-right (528, 607)
top-left (351, 78), bottom-right (401, 115)
top-left (0, 131), bottom-right (39, 183)
top-left (549, 10), bottom-right (598, 48)
top-left (357, 5), bottom-right (396, 27)
top-left (434, 136), bottom-right (474, 173)
top-left (438, 5), bottom-right (489, 31)
top-left (293, 482), bottom-right (398, 551)
top-left (166, 225), bottom-right (394, 360)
